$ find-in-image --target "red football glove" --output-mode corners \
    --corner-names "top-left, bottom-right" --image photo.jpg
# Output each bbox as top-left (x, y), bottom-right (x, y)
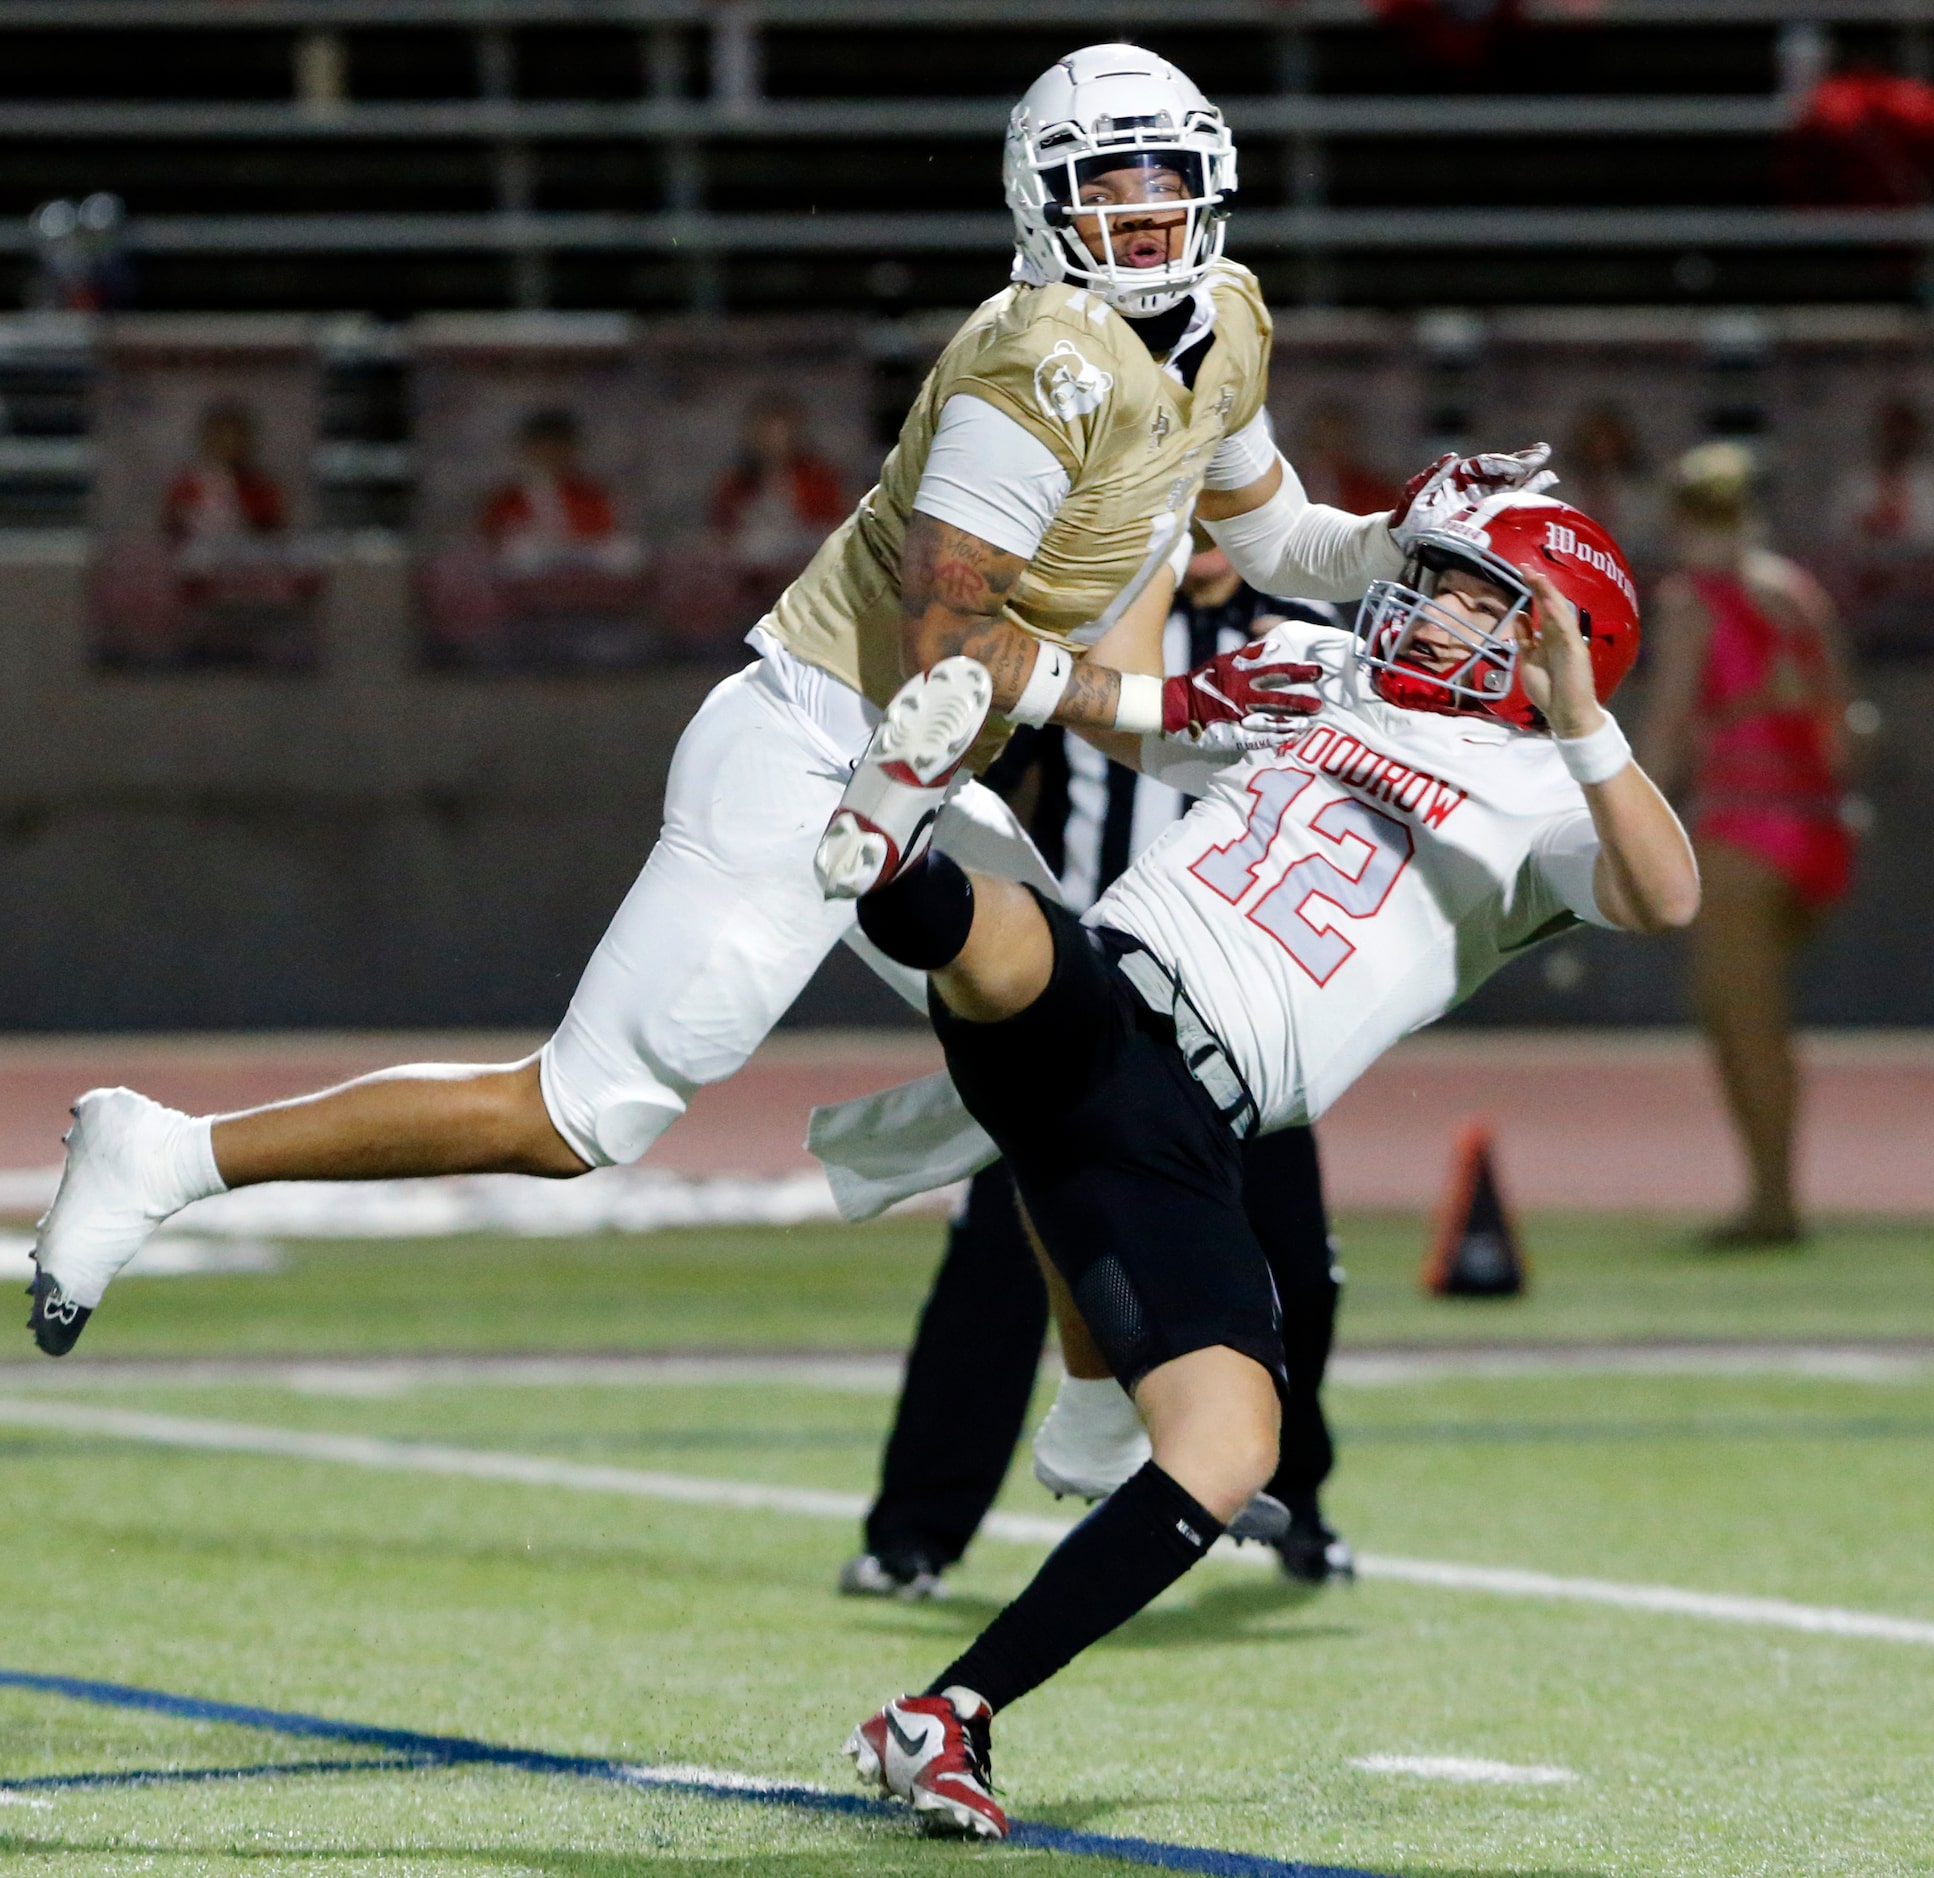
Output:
top-left (1162, 642), bottom-right (1322, 739)
top-left (1390, 443), bottom-right (1556, 553)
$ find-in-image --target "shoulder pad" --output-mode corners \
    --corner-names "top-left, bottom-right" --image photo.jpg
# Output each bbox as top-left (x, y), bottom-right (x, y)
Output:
top-left (950, 292), bottom-right (1150, 455)
top-left (1206, 261), bottom-right (1272, 337)
top-left (993, 282), bottom-right (1123, 343)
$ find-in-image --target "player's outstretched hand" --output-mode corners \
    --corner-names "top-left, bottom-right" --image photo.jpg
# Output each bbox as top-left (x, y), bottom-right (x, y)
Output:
top-left (1389, 444), bottom-right (1557, 553)
top-left (1162, 641), bottom-right (1321, 742)
top-left (1514, 568), bottom-right (1605, 740)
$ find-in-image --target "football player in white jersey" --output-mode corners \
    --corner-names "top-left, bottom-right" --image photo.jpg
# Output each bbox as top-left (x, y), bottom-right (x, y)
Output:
top-left (831, 492), bottom-right (1697, 1838)
top-left (25, 43), bottom-right (1546, 1357)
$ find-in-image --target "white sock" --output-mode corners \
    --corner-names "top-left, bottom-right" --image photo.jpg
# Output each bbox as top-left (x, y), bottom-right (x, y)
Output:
top-left (152, 1112), bottom-right (227, 1214)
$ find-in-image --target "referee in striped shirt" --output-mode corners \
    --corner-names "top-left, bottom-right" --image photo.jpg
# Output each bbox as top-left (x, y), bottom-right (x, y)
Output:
top-left (840, 549), bottom-right (1353, 1600)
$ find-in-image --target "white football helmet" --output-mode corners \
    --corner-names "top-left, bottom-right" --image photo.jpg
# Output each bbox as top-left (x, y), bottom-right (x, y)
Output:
top-left (1004, 44), bottom-right (1238, 318)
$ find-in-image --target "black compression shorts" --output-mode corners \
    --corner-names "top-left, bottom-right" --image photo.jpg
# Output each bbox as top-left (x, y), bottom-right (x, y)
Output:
top-left (931, 891), bottom-right (1285, 1394)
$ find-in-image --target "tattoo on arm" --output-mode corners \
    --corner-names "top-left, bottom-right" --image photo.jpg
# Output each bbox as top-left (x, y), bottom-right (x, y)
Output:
top-left (899, 511), bottom-right (1122, 729)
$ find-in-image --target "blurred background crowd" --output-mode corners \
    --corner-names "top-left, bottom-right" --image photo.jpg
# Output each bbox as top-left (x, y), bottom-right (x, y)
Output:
top-left (0, 0), bottom-right (1928, 1075)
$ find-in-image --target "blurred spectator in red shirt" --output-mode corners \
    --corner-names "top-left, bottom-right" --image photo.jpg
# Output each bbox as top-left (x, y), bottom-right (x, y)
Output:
top-left (1830, 396), bottom-right (1934, 546)
top-left (1295, 399), bottom-right (1400, 516)
top-left (148, 399), bottom-right (320, 671)
top-left (707, 396), bottom-right (845, 577)
top-left (481, 407), bottom-right (642, 574)
top-left (163, 402), bottom-right (288, 546)
top-left (1781, 69), bottom-right (1934, 208)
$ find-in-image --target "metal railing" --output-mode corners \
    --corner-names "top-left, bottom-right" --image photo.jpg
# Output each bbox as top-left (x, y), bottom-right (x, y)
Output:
top-left (1, 205), bottom-right (1930, 256)
top-left (0, 2), bottom-right (1918, 24)
top-left (0, 96), bottom-right (1796, 139)
top-left (0, 0), bottom-right (1927, 303)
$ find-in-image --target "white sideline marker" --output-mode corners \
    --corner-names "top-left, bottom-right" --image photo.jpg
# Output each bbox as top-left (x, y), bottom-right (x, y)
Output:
top-left (3, 1397), bottom-right (1933, 1651)
top-left (1350, 1754), bottom-right (1576, 1786)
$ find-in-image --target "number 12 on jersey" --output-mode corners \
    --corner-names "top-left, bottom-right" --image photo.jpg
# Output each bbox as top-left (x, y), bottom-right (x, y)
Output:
top-left (1189, 764), bottom-right (1414, 985)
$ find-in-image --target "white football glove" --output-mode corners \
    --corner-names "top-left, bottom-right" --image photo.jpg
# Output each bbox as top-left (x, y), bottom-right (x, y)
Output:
top-left (1389, 444), bottom-right (1558, 555)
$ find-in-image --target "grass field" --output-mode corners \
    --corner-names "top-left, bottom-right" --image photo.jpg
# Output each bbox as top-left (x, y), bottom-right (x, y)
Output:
top-left (2, 1209), bottom-right (1931, 1876)
top-left (5, 1210), bottom-right (1933, 1361)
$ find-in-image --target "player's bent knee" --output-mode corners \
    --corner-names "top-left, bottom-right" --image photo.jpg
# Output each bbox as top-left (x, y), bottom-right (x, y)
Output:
top-left (931, 875), bottom-right (1056, 1025)
top-left (1153, 1442), bottom-right (1275, 1527)
top-left (490, 1058), bottom-right (595, 1177)
top-left (1138, 1348), bottom-right (1281, 1520)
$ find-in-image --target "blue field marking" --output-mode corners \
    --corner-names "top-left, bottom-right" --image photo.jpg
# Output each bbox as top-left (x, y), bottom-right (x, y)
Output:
top-left (4, 1756), bottom-right (437, 1791)
top-left (0, 1667), bottom-right (1390, 1878)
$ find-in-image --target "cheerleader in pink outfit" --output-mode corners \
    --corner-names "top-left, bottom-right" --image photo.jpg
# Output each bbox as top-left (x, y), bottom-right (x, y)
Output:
top-left (1641, 444), bottom-right (1861, 1246)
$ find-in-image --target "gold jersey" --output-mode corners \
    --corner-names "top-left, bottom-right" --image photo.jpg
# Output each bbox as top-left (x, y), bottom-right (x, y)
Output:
top-left (765, 260), bottom-right (1273, 713)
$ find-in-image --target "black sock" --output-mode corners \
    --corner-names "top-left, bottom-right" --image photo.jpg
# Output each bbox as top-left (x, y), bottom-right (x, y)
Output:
top-left (857, 850), bottom-right (975, 970)
top-left (926, 1462), bottom-right (1225, 1713)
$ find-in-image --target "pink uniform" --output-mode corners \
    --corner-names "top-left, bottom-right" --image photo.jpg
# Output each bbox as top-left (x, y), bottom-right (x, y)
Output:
top-left (1686, 570), bottom-right (1852, 909)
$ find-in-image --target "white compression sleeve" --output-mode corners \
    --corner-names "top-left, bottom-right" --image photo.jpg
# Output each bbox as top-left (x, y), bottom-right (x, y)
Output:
top-left (1202, 408), bottom-right (1277, 491)
top-left (911, 393), bottom-right (1072, 560)
top-left (1202, 452), bottom-right (1405, 601)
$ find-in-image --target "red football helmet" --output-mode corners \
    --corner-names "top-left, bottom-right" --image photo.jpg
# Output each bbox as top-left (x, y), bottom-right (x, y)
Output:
top-left (1354, 492), bottom-right (1641, 729)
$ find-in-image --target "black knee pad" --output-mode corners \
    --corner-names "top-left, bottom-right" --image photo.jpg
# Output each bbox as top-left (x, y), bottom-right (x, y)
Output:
top-left (857, 851), bottom-right (976, 970)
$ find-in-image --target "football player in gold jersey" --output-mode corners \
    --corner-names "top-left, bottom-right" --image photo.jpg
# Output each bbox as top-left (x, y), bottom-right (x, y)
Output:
top-left (27, 43), bottom-right (1548, 1357)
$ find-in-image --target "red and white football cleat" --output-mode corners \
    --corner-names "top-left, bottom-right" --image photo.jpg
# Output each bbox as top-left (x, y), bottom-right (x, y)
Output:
top-left (844, 1686), bottom-right (1006, 1839)
top-left (814, 656), bottom-right (992, 900)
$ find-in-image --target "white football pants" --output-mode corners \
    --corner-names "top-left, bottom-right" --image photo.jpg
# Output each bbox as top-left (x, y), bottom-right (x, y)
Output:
top-left (538, 645), bottom-right (1057, 1168)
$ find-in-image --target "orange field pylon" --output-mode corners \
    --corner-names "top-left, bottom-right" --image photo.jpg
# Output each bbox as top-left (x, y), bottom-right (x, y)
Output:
top-left (1421, 1119), bottom-right (1528, 1298)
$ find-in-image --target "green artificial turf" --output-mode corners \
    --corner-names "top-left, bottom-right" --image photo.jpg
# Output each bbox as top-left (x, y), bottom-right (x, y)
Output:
top-left (1, 1211), bottom-right (1929, 1366)
top-left (1, 1216), bottom-right (1931, 1874)
top-left (1, 1364), bottom-right (1932, 1871)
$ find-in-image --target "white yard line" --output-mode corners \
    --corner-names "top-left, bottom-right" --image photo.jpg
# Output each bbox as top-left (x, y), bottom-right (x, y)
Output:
top-left (4, 1396), bottom-right (1933, 1650)
top-left (3, 1342), bottom-right (1928, 1397)
top-left (1349, 1755), bottom-right (1577, 1786)
top-left (1349, 1555), bottom-right (1934, 1644)
top-left (0, 1398), bottom-right (868, 1522)
top-left (0, 1352), bottom-right (912, 1396)
top-left (1329, 1344), bottom-right (1934, 1385)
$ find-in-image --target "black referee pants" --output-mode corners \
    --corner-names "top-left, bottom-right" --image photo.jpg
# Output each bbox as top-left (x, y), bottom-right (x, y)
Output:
top-left (862, 1128), bottom-right (1342, 1571)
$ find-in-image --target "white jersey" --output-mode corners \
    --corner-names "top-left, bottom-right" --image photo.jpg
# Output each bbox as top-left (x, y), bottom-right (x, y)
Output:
top-left (1091, 620), bottom-right (1612, 1131)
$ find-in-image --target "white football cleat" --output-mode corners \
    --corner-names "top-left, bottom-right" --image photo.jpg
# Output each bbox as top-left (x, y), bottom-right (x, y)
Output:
top-left (1031, 1373), bottom-right (1150, 1500)
top-left (29, 1087), bottom-right (205, 1356)
top-left (814, 656), bottom-right (992, 900)
top-left (845, 1686), bottom-right (1005, 1839)
top-left (836, 1551), bottom-right (948, 1602)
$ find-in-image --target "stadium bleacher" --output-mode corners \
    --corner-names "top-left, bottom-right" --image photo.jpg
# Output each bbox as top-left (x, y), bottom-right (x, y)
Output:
top-left (0, 2), bottom-right (1930, 316)
top-left (0, 2), bottom-right (1930, 1032)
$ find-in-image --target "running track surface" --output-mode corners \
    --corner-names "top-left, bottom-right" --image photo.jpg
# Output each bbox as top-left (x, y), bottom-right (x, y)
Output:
top-left (0, 1028), bottom-right (1925, 1215)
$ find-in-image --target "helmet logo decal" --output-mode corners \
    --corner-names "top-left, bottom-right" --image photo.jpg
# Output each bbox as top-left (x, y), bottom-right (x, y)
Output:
top-left (1033, 341), bottom-right (1114, 421)
top-left (1543, 521), bottom-right (1638, 609)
